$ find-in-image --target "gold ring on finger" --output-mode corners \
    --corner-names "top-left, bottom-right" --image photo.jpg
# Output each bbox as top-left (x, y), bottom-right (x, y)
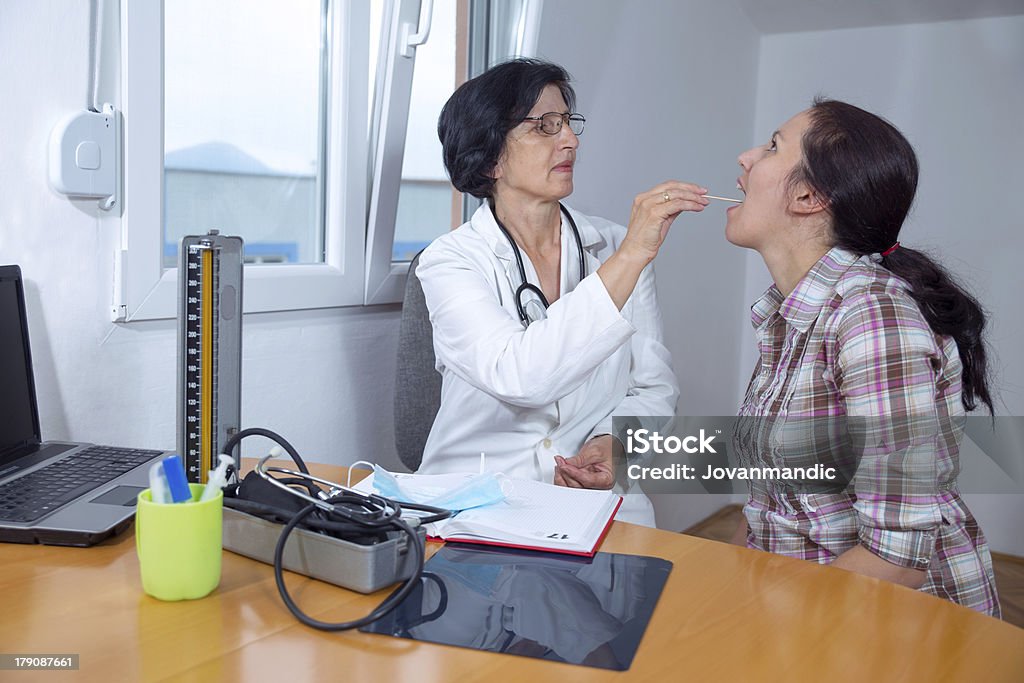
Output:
top-left (662, 192), bottom-right (671, 203)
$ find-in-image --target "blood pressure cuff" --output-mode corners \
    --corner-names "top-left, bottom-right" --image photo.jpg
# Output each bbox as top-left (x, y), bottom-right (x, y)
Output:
top-left (224, 471), bottom-right (311, 517)
top-left (222, 471), bottom-right (389, 545)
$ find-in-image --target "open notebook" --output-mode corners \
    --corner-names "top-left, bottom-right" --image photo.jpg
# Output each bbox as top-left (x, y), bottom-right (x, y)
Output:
top-left (353, 472), bottom-right (621, 557)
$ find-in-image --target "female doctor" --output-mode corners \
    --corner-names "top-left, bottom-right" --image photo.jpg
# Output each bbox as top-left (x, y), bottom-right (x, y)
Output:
top-left (415, 59), bottom-right (708, 526)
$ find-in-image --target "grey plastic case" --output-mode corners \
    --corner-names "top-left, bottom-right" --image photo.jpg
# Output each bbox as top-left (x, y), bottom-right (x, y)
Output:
top-left (222, 507), bottom-right (425, 594)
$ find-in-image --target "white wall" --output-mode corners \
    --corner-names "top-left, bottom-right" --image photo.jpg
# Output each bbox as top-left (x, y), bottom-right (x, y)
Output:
top-left (537, 0), bottom-right (761, 530)
top-left (745, 16), bottom-right (1024, 553)
top-left (537, 6), bottom-right (1024, 546)
top-left (538, 0), bottom-right (761, 416)
top-left (0, 1), bottom-right (406, 471)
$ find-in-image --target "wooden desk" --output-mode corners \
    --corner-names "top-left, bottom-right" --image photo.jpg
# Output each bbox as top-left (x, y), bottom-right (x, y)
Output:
top-left (2, 462), bottom-right (1022, 682)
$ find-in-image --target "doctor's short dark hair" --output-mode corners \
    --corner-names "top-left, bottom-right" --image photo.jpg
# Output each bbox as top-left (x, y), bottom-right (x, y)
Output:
top-left (438, 58), bottom-right (577, 199)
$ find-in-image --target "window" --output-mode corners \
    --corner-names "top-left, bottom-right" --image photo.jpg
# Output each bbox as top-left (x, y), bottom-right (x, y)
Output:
top-left (115, 0), bottom-right (541, 320)
top-left (391, 0), bottom-right (460, 262)
top-left (365, 0), bottom-right (461, 303)
top-left (163, 0), bottom-right (326, 268)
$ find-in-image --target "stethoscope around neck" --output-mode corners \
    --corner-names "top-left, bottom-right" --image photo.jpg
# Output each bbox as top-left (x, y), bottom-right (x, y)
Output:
top-left (489, 200), bottom-right (587, 326)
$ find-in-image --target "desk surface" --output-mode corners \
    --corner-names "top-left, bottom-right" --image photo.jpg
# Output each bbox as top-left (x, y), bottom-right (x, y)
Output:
top-left (2, 462), bottom-right (1022, 682)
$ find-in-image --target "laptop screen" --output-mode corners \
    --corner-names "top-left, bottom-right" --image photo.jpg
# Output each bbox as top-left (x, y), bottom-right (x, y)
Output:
top-left (0, 267), bottom-right (41, 465)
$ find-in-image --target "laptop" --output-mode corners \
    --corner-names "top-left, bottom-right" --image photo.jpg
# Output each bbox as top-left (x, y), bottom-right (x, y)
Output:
top-left (0, 265), bottom-right (168, 546)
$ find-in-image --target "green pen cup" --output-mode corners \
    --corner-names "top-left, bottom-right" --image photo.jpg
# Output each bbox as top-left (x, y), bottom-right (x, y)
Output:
top-left (135, 484), bottom-right (223, 601)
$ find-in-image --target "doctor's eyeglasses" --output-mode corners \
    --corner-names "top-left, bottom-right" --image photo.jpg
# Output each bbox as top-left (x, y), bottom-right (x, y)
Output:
top-left (522, 112), bottom-right (586, 136)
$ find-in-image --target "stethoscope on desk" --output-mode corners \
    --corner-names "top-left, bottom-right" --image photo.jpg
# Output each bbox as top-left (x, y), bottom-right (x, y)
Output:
top-left (490, 200), bottom-right (587, 326)
top-left (218, 427), bottom-right (452, 632)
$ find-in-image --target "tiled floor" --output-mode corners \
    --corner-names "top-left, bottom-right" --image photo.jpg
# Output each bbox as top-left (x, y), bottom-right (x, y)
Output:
top-left (682, 504), bottom-right (1024, 629)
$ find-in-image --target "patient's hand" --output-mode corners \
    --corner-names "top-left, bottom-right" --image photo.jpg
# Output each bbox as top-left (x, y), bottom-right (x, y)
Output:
top-left (554, 436), bottom-right (615, 490)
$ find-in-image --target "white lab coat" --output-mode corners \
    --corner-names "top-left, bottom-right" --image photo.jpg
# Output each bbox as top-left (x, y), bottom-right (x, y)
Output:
top-left (416, 204), bottom-right (679, 526)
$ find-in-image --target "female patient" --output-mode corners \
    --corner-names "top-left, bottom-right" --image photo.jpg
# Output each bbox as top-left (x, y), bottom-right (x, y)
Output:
top-left (728, 98), bottom-right (1000, 616)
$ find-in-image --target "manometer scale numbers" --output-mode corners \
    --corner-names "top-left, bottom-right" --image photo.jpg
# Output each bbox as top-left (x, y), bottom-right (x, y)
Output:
top-left (182, 243), bottom-right (219, 483)
top-left (176, 231), bottom-right (242, 485)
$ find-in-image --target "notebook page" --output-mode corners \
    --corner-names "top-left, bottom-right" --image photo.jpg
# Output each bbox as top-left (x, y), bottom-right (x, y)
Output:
top-left (441, 478), bottom-right (617, 551)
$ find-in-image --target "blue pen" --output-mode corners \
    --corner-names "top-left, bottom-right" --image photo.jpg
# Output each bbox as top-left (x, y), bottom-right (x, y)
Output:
top-left (161, 455), bottom-right (193, 503)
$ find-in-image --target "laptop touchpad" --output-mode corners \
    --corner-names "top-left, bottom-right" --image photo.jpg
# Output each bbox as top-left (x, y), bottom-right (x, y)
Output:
top-left (90, 486), bottom-right (145, 507)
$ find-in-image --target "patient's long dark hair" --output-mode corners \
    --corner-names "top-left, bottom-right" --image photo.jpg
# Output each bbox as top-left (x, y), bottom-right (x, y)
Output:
top-left (791, 98), bottom-right (993, 414)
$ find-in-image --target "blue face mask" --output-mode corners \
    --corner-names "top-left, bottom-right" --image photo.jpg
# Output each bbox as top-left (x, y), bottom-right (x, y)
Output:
top-left (371, 465), bottom-right (507, 512)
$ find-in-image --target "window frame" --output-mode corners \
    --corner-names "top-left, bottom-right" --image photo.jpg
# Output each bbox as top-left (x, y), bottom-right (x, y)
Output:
top-left (116, 0), bottom-right (373, 321)
top-left (114, 0), bottom-right (539, 321)
top-left (364, 0), bottom-right (430, 305)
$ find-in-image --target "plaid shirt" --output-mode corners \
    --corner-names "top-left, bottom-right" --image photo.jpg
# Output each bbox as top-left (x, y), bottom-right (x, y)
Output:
top-left (738, 247), bottom-right (1000, 617)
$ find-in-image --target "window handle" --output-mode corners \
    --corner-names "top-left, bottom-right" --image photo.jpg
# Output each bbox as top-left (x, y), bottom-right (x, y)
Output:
top-left (400, 0), bottom-right (433, 58)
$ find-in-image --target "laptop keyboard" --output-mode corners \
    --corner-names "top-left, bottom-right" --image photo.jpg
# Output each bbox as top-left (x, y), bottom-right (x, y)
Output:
top-left (0, 446), bottom-right (162, 523)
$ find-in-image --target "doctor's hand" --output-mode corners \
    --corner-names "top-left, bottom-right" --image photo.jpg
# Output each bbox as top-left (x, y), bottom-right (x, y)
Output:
top-left (621, 180), bottom-right (708, 266)
top-left (598, 180), bottom-right (707, 309)
top-left (554, 435), bottom-right (616, 490)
